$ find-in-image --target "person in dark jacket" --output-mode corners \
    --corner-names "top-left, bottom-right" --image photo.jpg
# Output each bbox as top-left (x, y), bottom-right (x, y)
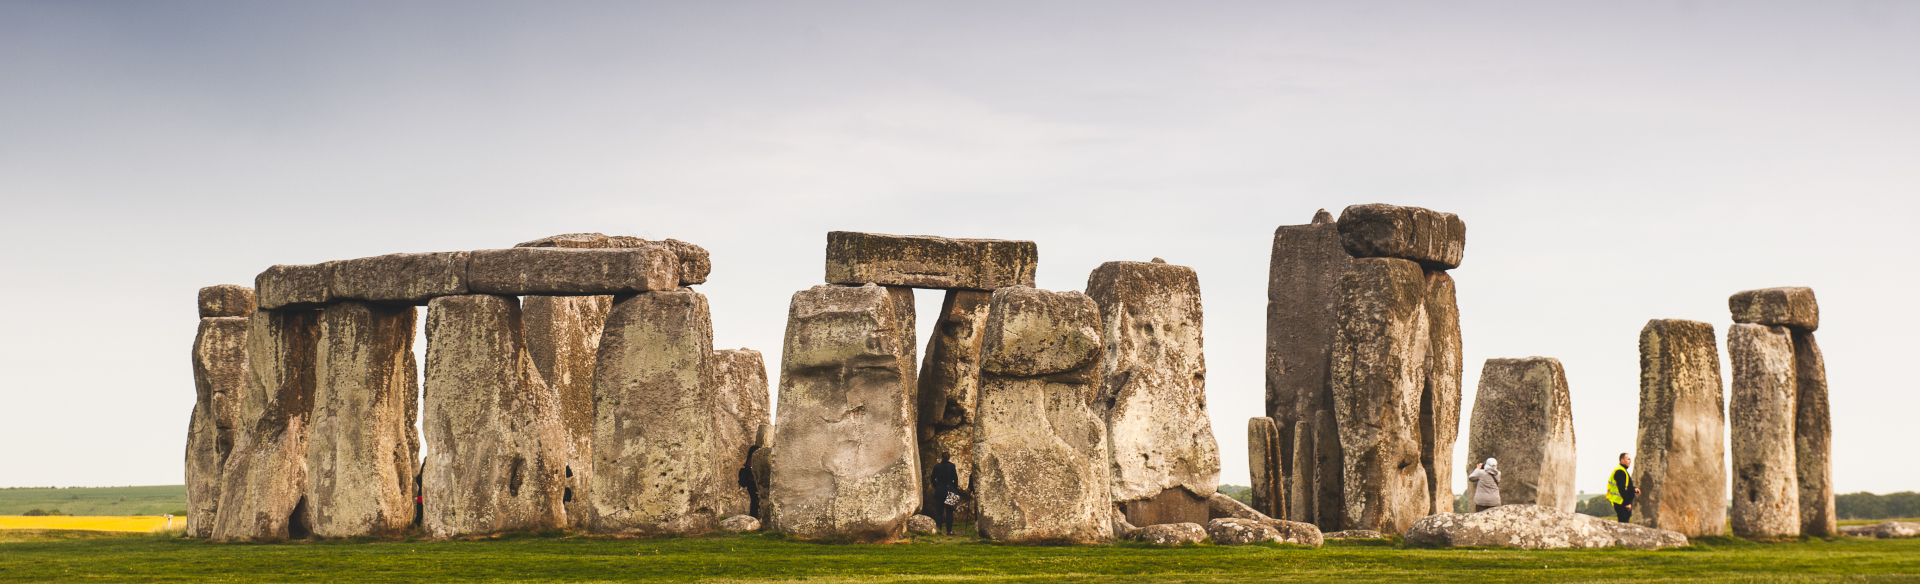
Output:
top-left (740, 446), bottom-right (761, 519)
top-left (930, 452), bottom-right (961, 535)
top-left (1607, 452), bottom-right (1641, 522)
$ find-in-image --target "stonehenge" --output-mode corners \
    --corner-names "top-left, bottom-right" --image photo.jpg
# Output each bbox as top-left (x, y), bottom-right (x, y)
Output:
top-left (1466, 358), bottom-right (1577, 512)
top-left (1632, 319), bottom-right (1727, 537)
top-left (1725, 287), bottom-right (1831, 538)
top-left (589, 290), bottom-right (721, 535)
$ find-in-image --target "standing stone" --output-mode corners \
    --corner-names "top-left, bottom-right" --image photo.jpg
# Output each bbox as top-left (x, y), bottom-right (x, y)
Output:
top-left (422, 295), bottom-right (567, 537)
top-left (1247, 417), bottom-right (1283, 520)
top-left (306, 302), bottom-right (420, 537)
top-left (588, 290), bottom-right (720, 534)
top-left (1728, 323), bottom-right (1800, 538)
top-left (1330, 257), bottom-right (1431, 535)
top-left (1289, 420), bottom-right (1316, 524)
top-left (750, 426), bottom-right (773, 514)
top-left (768, 285), bottom-right (920, 541)
top-left (1335, 203), bottom-right (1467, 270)
top-left (213, 309), bottom-right (321, 541)
top-left (1086, 260), bottom-right (1221, 524)
top-left (521, 294), bottom-right (612, 526)
top-left (824, 232), bottom-right (1038, 290)
top-left (1422, 270), bottom-right (1463, 516)
top-left (709, 348), bottom-right (771, 520)
top-left (1633, 319), bottom-right (1728, 537)
top-left (918, 289), bottom-right (992, 428)
top-left (1794, 331), bottom-right (1834, 537)
top-left (187, 312), bottom-right (250, 538)
top-left (1312, 409), bottom-right (1345, 529)
top-left (973, 287), bottom-right (1113, 544)
top-left (1466, 358), bottom-right (1578, 512)
top-left (1265, 210), bottom-right (1352, 504)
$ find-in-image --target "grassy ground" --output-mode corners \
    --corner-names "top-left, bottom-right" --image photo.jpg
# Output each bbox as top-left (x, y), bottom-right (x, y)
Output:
top-left (0, 526), bottom-right (1915, 583)
top-left (0, 486), bottom-right (186, 516)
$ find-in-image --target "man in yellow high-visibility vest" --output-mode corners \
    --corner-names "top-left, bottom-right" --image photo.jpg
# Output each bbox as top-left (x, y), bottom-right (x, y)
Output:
top-left (1606, 452), bottom-right (1642, 522)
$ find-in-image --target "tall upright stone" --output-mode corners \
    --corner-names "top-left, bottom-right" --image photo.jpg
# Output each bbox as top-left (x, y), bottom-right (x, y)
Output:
top-left (916, 289), bottom-right (992, 519)
top-left (1086, 260), bottom-right (1221, 527)
top-left (522, 294), bottom-right (611, 526)
top-left (1466, 358), bottom-right (1577, 512)
top-left (1422, 270), bottom-right (1463, 516)
top-left (1288, 419), bottom-right (1316, 524)
top-left (1728, 323), bottom-right (1800, 538)
top-left (306, 302), bottom-right (420, 537)
top-left (187, 286), bottom-right (252, 538)
top-left (422, 294), bottom-right (567, 538)
top-left (1330, 257), bottom-right (1431, 535)
top-left (1265, 209), bottom-right (1352, 506)
top-left (1247, 417), bottom-right (1283, 520)
top-left (1312, 409), bottom-right (1344, 528)
top-left (972, 287), bottom-right (1113, 544)
top-left (1793, 331), bottom-right (1834, 537)
top-left (768, 284), bottom-right (920, 541)
top-left (588, 290), bottom-right (722, 534)
top-left (212, 308), bottom-right (321, 541)
top-left (709, 348), bottom-right (770, 520)
top-left (1633, 319), bottom-right (1727, 537)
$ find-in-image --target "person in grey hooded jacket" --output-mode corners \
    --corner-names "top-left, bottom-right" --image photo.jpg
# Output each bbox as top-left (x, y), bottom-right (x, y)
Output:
top-left (1467, 458), bottom-right (1501, 512)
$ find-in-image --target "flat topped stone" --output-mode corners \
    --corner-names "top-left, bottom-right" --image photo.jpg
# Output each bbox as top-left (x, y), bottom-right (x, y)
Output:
top-left (199, 285), bottom-right (256, 317)
top-left (328, 251), bottom-right (470, 305)
top-left (467, 247), bottom-right (682, 296)
top-left (1406, 505), bottom-right (1688, 550)
top-left (1729, 287), bottom-right (1818, 332)
top-left (516, 233), bottom-right (710, 285)
top-left (255, 263), bottom-right (332, 310)
top-left (1336, 204), bottom-right (1466, 270)
top-left (825, 231), bottom-right (1037, 290)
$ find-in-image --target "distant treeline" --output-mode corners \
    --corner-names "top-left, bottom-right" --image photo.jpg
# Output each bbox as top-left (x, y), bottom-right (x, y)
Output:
top-left (1837, 492), bottom-right (1920, 520)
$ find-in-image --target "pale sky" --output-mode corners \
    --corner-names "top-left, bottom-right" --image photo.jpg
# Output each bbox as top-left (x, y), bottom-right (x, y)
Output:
top-left (2, 2), bottom-right (1914, 499)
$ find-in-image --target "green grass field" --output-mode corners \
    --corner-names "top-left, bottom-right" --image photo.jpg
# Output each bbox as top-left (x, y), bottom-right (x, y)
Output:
top-left (0, 485), bottom-right (186, 516)
top-left (1, 527), bottom-right (1916, 583)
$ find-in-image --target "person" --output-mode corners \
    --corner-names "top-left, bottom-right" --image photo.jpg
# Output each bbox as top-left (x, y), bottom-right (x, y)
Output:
top-left (930, 452), bottom-right (961, 535)
top-left (739, 446), bottom-right (761, 519)
top-left (1467, 458), bottom-right (1501, 512)
top-left (1607, 452), bottom-right (1641, 522)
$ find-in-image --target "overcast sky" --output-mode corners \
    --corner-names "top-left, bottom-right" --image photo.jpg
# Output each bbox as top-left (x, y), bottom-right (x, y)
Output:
top-left (2, 1), bottom-right (1914, 499)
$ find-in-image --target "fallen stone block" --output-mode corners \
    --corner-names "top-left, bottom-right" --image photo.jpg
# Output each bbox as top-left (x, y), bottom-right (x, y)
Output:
top-left (187, 315), bottom-right (250, 538)
top-left (422, 294), bottom-right (567, 537)
top-left (1405, 505), bottom-right (1689, 549)
top-left (906, 514), bottom-right (938, 534)
top-left (720, 515), bottom-right (761, 532)
top-left (824, 231), bottom-right (1037, 290)
top-left (973, 286), bottom-right (1112, 544)
top-left (212, 309), bottom-right (321, 542)
top-left (710, 348), bottom-right (771, 521)
top-left (306, 302), bottom-right (420, 538)
top-left (256, 264), bottom-right (332, 310)
top-left (1335, 203), bottom-right (1466, 270)
top-left (1728, 323), bottom-right (1800, 539)
top-left (1086, 259), bottom-right (1221, 510)
top-left (1325, 529), bottom-right (1385, 540)
top-left (1794, 331), bottom-right (1834, 538)
top-left (1633, 319), bottom-right (1728, 537)
top-left (1264, 211), bottom-right (1351, 496)
top-left (1207, 518), bottom-right (1281, 545)
top-left (1466, 357), bottom-right (1578, 512)
top-left (1134, 522), bottom-right (1207, 545)
top-left (327, 252), bottom-right (470, 305)
top-left (1330, 257), bottom-right (1431, 534)
top-left (466, 247), bottom-right (682, 296)
top-left (199, 285), bottom-right (257, 318)
top-left (589, 290), bottom-right (720, 535)
top-left (1729, 287), bottom-right (1819, 332)
top-left (768, 285), bottom-right (920, 541)
top-left (1874, 522), bottom-right (1920, 539)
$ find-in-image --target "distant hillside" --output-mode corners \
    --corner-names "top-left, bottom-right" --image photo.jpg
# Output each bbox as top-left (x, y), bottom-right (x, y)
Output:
top-left (0, 485), bottom-right (186, 517)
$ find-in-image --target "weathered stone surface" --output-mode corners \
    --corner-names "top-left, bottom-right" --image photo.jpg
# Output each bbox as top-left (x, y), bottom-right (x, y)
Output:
top-left (1633, 319), bottom-right (1727, 537)
top-left (1330, 257), bottom-right (1431, 534)
top-left (515, 233), bottom-right (711, 285)
top-left (973, 287), bottom-right (1111, 544)
top-left (1406, 505), bottom-right (1689, 550)
top-left (422, 295), bottom-right (567, 537)
top-left (521, 294), bottom-right (612, 526)
top-left (1207, 518), bottom-right (1282, 545)
top-left (199, 285), bottom-right (257, 318)
top-left (305, 302), bottom-right (419, 537)
top-left (1247, 417), bottom-right (1283, 519)
top-left (1335, 203), bottom-right (1466, 270)
top-left (1312, 409), bottom-right (1345, 529)
top-left (720, 515), bottom-right (761, 532)
top-left (187, 316), bottom-right (249, 538)
top-left (1728, 323), bottom-right (1800, 539)
top-left (824, 231), bottom-right (1037, 290)
top-left (1265, 214), bottom-right (1351, 501)
top-left (1325, 529), bottom-right (1385, 540)
top-left (1086, 260), bottom-right (1221, 508)
top-left (325, 252), bottom-right (469, 306)
top-left (918, 290), bottom-right (992, 427)
top-left (1466, 358), bottom-right (1577, 512)
top-left (906, 514), bottom-right (938, 534)
top-left (1422, 269), bottom-right (1463, 517)
top-left (1111, 508), bottom-right (1142, 540)
top-left (1134, 522), bottom-right (1207, 545)
top-left (589, 290), bottom-right (720, 535)
top-left (1874, 522), bottom-right (1920, 539)
top-left (1266, 518), bottom-right (1324, 546)
top-left (1207, 492), bottom-right (1263, 521)
top-left (1729, 287), bottom-right (1819, 332)
top-left (768, 285), bottom-right (920, 541)
top-left (1202, 495), bottom-right (1328, 547)
top-left (1839, 524), bottom-right (1875, 537)
top-left (1287, 419), bottom-right (1315, 524)
top-left (710, 348), bottom-right (770, 520)
top-left (467, 247), bottom-right (681, 296)
top-left (1793, 331), bottom-right (1835, 538)
top-left (256, 264), bottom-right (332, 310)
top-left (1118, 486), bottom-right (1209, 528)
top-left (213, 309), bottom-right (320, 542)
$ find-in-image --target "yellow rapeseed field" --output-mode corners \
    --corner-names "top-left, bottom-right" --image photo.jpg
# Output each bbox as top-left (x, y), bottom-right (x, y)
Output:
top-left (0, 516), bottom-right (171, 532)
